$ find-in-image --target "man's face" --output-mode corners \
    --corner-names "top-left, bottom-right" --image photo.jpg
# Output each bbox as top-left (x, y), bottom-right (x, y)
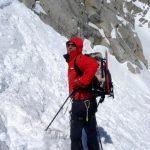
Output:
top-left (66, 42), bottom-right (76, 53)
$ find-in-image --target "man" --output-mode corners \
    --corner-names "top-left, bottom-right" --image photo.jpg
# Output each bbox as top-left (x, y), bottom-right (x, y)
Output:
top-left (64, 37), bottom-right (100, 150)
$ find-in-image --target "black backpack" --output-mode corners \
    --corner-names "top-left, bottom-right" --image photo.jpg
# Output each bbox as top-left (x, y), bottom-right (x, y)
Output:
top-left (74, 52), bottom-right (114, 99)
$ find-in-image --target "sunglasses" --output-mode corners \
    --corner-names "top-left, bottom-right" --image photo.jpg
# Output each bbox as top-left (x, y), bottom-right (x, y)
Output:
top-left (66, 43), bottom-right (76, 47)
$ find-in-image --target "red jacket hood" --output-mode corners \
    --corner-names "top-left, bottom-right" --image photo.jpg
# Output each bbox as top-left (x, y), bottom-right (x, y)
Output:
top-left (67, 37), bottom-right (83, 54)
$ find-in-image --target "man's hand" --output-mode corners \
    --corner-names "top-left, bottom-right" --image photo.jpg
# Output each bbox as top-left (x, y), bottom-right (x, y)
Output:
top-left (99, 93), bottom-right (105, 103)
top-left (99, 97), bottom-right (105, 103)
top-left (72, 79), bottom-right (81, 90)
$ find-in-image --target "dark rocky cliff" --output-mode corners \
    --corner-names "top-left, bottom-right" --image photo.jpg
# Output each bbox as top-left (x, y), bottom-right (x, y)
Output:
top-left (21, 0), bottom-right (149, 73)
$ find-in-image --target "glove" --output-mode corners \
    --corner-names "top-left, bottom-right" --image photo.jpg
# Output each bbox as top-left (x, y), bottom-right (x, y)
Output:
top-left (99, 97), bottom-right (105, 103)
top-left (72, 78), bottom-right (83, 90)
top-left (99, 93), bottom-right (105, 103)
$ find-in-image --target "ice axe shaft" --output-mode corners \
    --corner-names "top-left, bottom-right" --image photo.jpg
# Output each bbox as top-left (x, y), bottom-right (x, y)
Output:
top-left (45, 90), bottom-right (75, 131)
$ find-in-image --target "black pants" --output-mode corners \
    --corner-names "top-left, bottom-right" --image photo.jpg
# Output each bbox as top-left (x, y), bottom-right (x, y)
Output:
top-left (70, 99), bottom-right (100, 150)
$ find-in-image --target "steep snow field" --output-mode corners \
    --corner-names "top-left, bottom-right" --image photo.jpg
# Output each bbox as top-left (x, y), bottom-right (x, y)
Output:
top-left (0, 0), bottom-right (150, 150)
top-left (135, 5), bottom-right (150, 68)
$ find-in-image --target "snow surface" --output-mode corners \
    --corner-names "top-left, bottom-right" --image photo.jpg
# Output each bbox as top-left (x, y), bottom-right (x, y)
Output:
top-left (106, 0), bottom-right (111, 4)
top-left (0, 0), bottom-right (150, 150)
top-left (88, 22), bottom-right (110, 45)
top-left (34, 0), bottom-right (46, 15)
top-left (111, 24), bottom-right (116, 39)
top-left (134, 2), bottom-right (150, 69)
top-left (0, 0), bottom-right (12, 9)
top-left (132, 0), bottom-right (148, 10)
top-left (116, 15), bottom-right (128, 26)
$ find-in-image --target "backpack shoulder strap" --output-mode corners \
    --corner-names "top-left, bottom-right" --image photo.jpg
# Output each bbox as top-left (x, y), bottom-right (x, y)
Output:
top-left (74, 56), bottom-right (83, 76)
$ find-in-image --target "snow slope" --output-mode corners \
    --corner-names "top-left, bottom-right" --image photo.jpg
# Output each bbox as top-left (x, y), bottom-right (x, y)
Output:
top-left (0, 0), bottom-right (150, 150)
top-left (135, 2), bottom-right (150, 69)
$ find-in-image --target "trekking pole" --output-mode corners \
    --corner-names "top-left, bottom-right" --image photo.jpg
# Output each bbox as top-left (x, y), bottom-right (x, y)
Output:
top-left (45, 90), bottom-right (76, 131)
top-left (96, 120), bottom-right (104, 150)
top-left (97, 127), bottom-right (104, 150)
top-left (96, 99), bottom-right (104, 150)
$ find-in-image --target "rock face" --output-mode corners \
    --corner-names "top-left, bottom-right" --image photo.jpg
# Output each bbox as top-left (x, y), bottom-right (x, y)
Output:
top-left (21, 0), bottom-right (149, 73)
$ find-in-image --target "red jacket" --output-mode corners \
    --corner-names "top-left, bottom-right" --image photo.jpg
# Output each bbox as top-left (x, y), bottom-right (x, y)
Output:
top-left (66, 37), bottom-right (98, 100)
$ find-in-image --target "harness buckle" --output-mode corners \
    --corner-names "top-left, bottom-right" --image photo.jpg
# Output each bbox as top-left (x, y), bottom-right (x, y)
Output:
top-left (84, 100), bottom-right (90, 122)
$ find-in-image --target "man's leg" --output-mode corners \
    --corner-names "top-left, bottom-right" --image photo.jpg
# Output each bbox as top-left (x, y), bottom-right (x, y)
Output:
top-left (70, 116), bottom-right (84, 150)
top-left (84, 115), bottom-right (100, 150)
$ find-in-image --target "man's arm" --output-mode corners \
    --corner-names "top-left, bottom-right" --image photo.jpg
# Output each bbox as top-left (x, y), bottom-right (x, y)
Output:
top-left (73, 55), bottom-right (99, 89)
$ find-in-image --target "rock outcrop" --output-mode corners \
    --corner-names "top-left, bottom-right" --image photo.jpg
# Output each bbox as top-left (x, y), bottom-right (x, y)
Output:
top-left (21, 0), bottom-right (149, 73)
